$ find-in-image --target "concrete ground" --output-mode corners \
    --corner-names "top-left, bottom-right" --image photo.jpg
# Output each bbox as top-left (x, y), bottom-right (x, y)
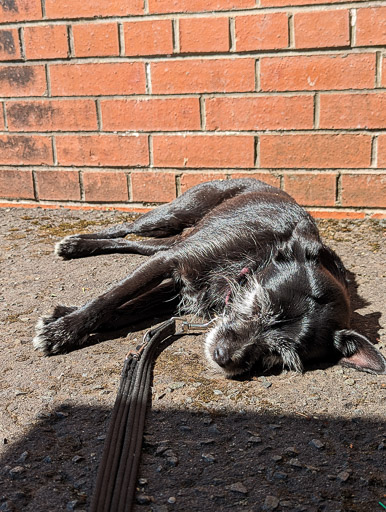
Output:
top-left (0, 207), bottom-right (385, 512)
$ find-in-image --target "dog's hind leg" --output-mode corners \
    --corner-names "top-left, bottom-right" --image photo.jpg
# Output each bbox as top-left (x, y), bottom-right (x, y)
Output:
top-left (58, 178), bottom-right (265, 242)
top-left (33, 253), bottom-right (174, 355)
top-left (56, 234), bottom-right (180, 259)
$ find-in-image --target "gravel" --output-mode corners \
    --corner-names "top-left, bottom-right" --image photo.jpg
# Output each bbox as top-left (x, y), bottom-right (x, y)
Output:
top-left (0, 208), bottom-right (385, 511)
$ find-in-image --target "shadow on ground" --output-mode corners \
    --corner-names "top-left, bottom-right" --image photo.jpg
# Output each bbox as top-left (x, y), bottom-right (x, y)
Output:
top-left (1, 402), bottom-right (385, 512)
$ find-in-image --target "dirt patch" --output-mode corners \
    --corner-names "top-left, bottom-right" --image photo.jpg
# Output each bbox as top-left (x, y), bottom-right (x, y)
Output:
top-left (0, 207), bottom-right (385, 512)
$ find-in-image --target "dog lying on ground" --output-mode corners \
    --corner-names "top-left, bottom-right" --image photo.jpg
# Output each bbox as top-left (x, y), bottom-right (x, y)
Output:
top-left (33, 178), bottom-right (386, 377)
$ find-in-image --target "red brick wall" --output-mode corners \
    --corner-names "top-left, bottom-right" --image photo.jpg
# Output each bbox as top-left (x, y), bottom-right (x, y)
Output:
top-left (0, 0), bottom-right (385, 217)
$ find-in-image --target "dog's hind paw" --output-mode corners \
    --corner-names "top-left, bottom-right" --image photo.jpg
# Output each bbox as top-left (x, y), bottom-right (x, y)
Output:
top-left (33, 316), bottom-right (87, 355)
top-left (55, 236), bottom-right (87, 259)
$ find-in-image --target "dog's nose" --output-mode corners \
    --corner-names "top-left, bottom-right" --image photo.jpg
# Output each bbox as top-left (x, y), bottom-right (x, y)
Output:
top-left (213, 347), bottom-right (232, 368)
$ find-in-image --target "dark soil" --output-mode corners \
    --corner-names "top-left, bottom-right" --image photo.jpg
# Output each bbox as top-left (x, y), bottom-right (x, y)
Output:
top-left (0, 207), bottom-right (385, 512)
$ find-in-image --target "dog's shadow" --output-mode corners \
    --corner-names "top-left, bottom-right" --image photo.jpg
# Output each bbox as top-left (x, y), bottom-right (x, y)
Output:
top-left (347, 270), bottom-right (382, 343)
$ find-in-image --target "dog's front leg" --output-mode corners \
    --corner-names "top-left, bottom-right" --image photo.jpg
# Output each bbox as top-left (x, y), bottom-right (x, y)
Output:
top-left (33, 253), bottom-right (173, 355)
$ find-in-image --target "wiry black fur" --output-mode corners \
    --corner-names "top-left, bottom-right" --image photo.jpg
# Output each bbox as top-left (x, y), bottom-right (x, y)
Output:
top-left (33, 179), bottom-right (386, 377)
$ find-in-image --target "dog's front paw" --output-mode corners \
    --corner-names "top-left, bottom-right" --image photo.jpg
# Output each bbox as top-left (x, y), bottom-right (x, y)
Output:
top-left (36, 305), bottom-right (78, 329)
top-left (33, 316), bottom-right (87, 355)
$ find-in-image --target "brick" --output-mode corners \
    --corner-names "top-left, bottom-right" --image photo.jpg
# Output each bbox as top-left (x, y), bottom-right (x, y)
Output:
top-left (294, 10), bottom-right (349, 49)
top-left (56, 135), bottom-right (149, 167)
top-left (131, 171), bottom-right (176, 202)
top-left (0, 169), bottom-right (34, 199)
top-left (101, 98), bottom-right (200, 132)
top-left (149, 0), bottom-right (255, 14)
top-left (24, 25), bottom-right (69, 60)
top-left (229, 172), bottom-right (280, 187)
top-left (378, 134), bottom-right (386, 168)
top-left (50, 62), bottom-right (146, 96)
top-left (0, 135), bottom-right (53, 164)
top-left (73, 23), bottom-right (119, 58)
top-left (180, 172), bottom-right (228, 193)
top-left (283, 173), bottom-right (336, 206)
top-left (260, 54), bottom-right (376, 92)
top-left (0, 65), bottom-right (46, 97)
top-left (124, 20), bottom-right (173, 56)
top-left (341, 174), bottom-right (386, 208)
top-left (83, 171), bottom-right (128, 202)
top-left (179, 17), bottom-right (230, 53)
top-left (319, 93), bottom-right (386, 130)
top-left (35, 170), bottom-right (80, 201)
top-left (235, 13), bottom-right (288, 51)
top-left (206, 95), bottom-right (313, 131)
top-left (0, 0), bottom-right (42, 22)
top-left (7, 99), bottom-right (98, 131)
top-left (261, 0), bottom-right (347, 6)
top-left (45, 0), bottom-right (143, 19)
top-left (356, 7), bottom-right (386, 46)
top-left (0, 29), bottom-right (21, 60)
top-left (260, 134), bottom-right (371, 169)
top-left (153, 135), bottom-right (255, 168)
top-left (152, 58), bottom-right (255, 94)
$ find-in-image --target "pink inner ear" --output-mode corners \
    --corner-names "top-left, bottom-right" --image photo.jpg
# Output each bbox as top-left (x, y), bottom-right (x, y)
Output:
top-left (340, 346), bottom-right (384, 373)
top-left (341, 351), bottom-right (371, 368)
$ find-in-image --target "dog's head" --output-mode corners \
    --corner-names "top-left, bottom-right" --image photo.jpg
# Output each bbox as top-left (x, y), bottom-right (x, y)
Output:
top-left (205, 239), bottom-right (386, 378)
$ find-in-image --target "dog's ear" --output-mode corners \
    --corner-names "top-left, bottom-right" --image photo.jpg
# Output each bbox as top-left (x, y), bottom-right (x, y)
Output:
top-left (334, 329), bottom-right (386, 374)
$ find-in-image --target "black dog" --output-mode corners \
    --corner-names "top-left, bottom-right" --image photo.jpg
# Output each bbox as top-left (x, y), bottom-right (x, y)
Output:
top-left (33, 178), bottom-right (386, 377)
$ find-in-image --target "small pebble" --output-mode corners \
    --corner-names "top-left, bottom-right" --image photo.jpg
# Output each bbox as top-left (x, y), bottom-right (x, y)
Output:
top-left (202, 453), bottom-right (216, 463)
top-left (345, 378), bottom-right (355, 386)
top-left (285, 446), bottom-right (299, 456)
top-left (227, 482), bottom-right (248, 495)
top-left (309, 439), bottom-right (325, 450)
top-left (169, 382), bottom-right (185, 391)
top-left (337, 471), bottom-right (351, 482)
top-left (248, 436), bottom-right (262, 444)
top-left (167, 497), bottom-right (176, 504)
top-left (9, 466), bottom-right (25, 477)
top-left (18, 451), bottom-right (29, 462)
top-left (288, 458), bottom-right (302, 468)
top-left (273, 471), bottom-right (288, 480)
top-left (263, 495), bottom-right (280, 510)
top-left (199, 438), bottom-right (215, 445)
top-left (72, 455), bottom-right (84, 463)
top-left (208, 424), bottom-right (220, 435)
top-left (136, 494), bottom-right (153, 505)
